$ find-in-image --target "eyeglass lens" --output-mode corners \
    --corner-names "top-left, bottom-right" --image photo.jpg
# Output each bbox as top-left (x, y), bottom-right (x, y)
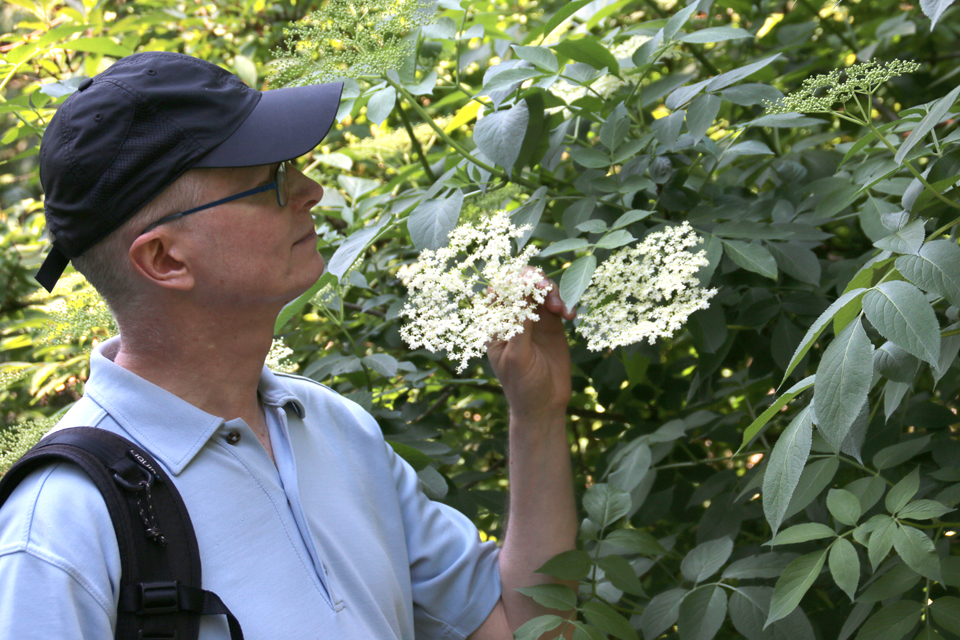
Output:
top-left (277, 162), bottom-right (288, 207)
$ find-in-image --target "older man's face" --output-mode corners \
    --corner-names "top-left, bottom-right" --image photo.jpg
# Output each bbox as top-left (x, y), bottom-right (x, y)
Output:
top-left (173, 163), bottom-right (326, 310)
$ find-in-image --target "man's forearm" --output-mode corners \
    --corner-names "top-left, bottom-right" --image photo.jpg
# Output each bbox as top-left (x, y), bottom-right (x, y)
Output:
top-left (498, 409), bottom-right (578, 630)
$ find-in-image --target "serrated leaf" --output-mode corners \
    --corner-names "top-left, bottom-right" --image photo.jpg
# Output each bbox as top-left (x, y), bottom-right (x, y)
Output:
top-left (407, 191), bottom-right (463, 250)
top-left (930, 596), bottom-right (960, 635)
top-left (763, 405), bottom-right (814, 534)
top-left (769, 522), bottom-right (837, 546)
top-left (641, 589), bottom-right (687, 640)
top-left (362, 353), bottom-right (398, 378)
top-left (560, 254), bottom-right (597, 308)
top-left (473, 100), bottom-right (530, 172)
top-left (868, 517), bottom-right (897, 571)
top-left (275, 271), bottom-right (337, 333)
top-left (536, 549), bottom-right (593, 580)
top-left (722, 239), bottom-right (778, 279)
top-left (898, 499), bottom-right (956, 520)
top-left (515, 583), bottom-right (578, 610)
top-left (514, 614), bottom-right (566, 640)
top-left (510, 186), bottom-right (547, 249)
top-left (600, 103), bottom-right (630, 152)
top-left (874, 341), bottom-right (921, 383)
top-left (893, 524), bottom-right (942, 582)
top-left (740, 375), bottom-right (815, 451)
top-left (814, 318), bottom-right (874, 452)
top-left (920, 0), bottom-right (957, 28)
top-left (612, 209), bottom-right (653, 229)
top-left (863, 281), bottom-right (941, 366)
top-left (61, 37), bottom-right (133, 58)
top-left (840, 399), bottom-right (870, 464)
top-left (664, 3), bottom-right (698, 40)
top-left (596, 229), bottom-right (635, 250)
top-left (366, 85), bottom-right (396, 126)
top-left (599, 554), bottom-right (645, 596)
top-left (706, 54), bottom-right (781, 92)
top-left (723, 553), bottom-right (798, 580)
top-left (678, 586), bottom-right (727, 640)
top-left (603, 529), bottom-right (668, 556)
top-left (511, 45), bottom-right (560, 73)
top-left (569, 146), bottom-right (612, 168)
top-left (328, 216), bottom-right (391, 282)
top-left (829, 538), bottom-right (860, 601)
top-left (781, 287), bottom-right (868, 384)
top-left (875, 436), bottom-right (931, 470)
top-left (386, 440), bottom-right (433, 471)
top-left (608, 442), bottom-right (651, 492)
top-left (855, 600), bottom-right (922, 640)
top-left (896, 240), bottom-right (960, 307)
top-left (884, 380), bottom-right (911, 420)
top-left (581, 600), bottom-right (639, 640)
top-left (540, 238), bottom-right (590, 257)
top-left (584, 482), bottom-right (631, 528)
top-left (873, 218), bottom-right (925, 254)
top-left (766, 550), bottom-right (827, 626)
top-left (681, 536), bottom-right (734, 584)
top-left (553, 37), bottom-right (620, 75)
top-left (886, 468), bottom-right (921, 514)
top-left (678, 26), bottom-right (754, 43)
top-left (783, 457), bottom-right (840, 521)
top-left (652, 110), bottom-right (686, 148)
top-left (767, 242), bottom-right (821, 286)
top-left (827, 488), bottom-right (863, 526)
top-left (896, 83), bottom-right (960, 165)
top-left (721, 83), bottom-right (784, 107)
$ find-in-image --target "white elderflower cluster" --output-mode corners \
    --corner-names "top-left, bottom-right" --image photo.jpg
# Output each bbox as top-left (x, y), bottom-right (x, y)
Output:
top-left (265, 338), bottom-right (298, 373)
top-left (576, 222), bottom-right (717, 351)
top-left (398, 211), bottom-right (546, 372)
top-left (35, 273), bottom-right (116, 346)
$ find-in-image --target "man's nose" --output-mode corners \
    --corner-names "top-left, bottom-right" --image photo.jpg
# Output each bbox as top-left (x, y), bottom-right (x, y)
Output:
top-left (286, 164), bottom-right (324, 211)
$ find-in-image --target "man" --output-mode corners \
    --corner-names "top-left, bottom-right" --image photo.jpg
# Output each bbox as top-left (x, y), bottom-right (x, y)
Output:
top-left (0, 52), bottom-right (577, 638)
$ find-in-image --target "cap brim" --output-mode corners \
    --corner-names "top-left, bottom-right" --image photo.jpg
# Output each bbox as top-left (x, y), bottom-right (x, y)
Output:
top-left (193, 81), bottom-right (344, 168)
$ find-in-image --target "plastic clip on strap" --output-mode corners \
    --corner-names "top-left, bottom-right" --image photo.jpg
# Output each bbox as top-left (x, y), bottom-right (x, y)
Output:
top-left (119, 581), bottom-right (244, 640)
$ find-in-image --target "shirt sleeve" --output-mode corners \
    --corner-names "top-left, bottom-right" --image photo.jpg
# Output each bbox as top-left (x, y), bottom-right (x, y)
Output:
top-left (0, 463), bottom-right (120, 639)
top-left (384, 440), bottom-right (502, 640)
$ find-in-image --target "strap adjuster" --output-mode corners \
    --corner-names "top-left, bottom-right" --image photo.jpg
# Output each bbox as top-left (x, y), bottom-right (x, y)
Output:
top-left (139, 581), bottom-right (180, 614)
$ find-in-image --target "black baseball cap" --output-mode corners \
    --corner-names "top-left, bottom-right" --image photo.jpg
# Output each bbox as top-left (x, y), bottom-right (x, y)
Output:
top-left (36, 51), bottom-right (343, 292)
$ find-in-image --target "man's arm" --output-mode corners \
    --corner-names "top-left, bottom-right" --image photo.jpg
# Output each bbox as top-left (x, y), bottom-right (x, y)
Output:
top-left (470, 275), bottom-right (578, 639)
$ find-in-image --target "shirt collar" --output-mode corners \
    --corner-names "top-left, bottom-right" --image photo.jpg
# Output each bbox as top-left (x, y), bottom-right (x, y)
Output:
top-left (85, 337), bottom-right (306, 475)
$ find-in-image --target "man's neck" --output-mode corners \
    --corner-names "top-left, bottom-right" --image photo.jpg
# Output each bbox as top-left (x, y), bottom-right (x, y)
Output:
top-left (112, 305), bottom-right (276, 442)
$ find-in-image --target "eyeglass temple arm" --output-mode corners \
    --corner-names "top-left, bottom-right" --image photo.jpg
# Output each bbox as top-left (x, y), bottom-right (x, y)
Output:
top-left (140, 182), bottom-right (277, 235)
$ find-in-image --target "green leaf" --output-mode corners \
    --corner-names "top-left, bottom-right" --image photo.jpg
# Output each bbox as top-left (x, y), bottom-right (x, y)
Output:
top-left (362, 353), bottom-right (398, 378)
top-left (840, 400), bottom-right (870, 464)
top-left (895, 240), bottom-right (960, 307)
top-left (573, 622), bottom-right (610, 640)
top-left (473, 100), bottom-right (530, 172)
top-left (783, 457), bottom-right (840, 521)
top-left (814, 318), bottom-right (874, 451)
top-left (664, 3), bottom-right (698, 40)
top-left (896, 83), bottom-right (960, 165)
top-left (827, 489), bottom-right (863, 527)
top-left (873, 218), bottom-right (925, 254)
top-left (867, 517), bottom-right (897, 571)
top-left (569, 146), bottom-right (611, 169)
top-left (536, 549), bottom-right (593, 580)
top-left (553, 36), bottom-right (620, 75)
top-left (863, 281), bottom-right (941, 367)
top-left (515, 583), bottom-right (578, 610)
top-left (527, 0), bottom-right (593, 44)
top-left (874, 341), bottom-right (921, 383)
top-left (721, 83), bottom-right (784, 107)
top-left (560, 254), bottom-right (597, 308)
top-left (898, 499), bottom-right (955, 520)
top-left (930, 596), bottom-right (960, 635)
top-left (641, 589), bottom-right (687, 640)
top-left (766, 550), bottom-right (827, 626)
top-left (652, 110), bottom-right (686, 148)
top-left (482, 68), bottom-right (541, 95)
top-left (678, 26), bottom-right (754, 43)
top-left (722, 239), bottom-right (778, 280)
top-left (839, 122), bottom-right (899, 167)
top-left (327, 216), bottom-right (392, 282)
top-left (686, 94), bottom-right (721, 143)
top-left (893, 524), bottom-right (942, 582)
top-left (603, 528), bottom-right (668, 556)
top-left (60, 37), bottom-right (133, 58)
top-left (705, 54), bottom-right (781, 92)
top-left (407, 191), bottom-right (463, 251)
top-left (595, 229), bottom-right (635, 250)
top-left (855, 600), bottom-right (922, 640)
top-left (584, 482), bottom-right (631, 527)
top-left (762, 405), bottom-right (814, 533)
top-left (608, 441), bottom-right (651, 492)
top-left (886, 468), bottom-right (921, 514)
top-left (581, 600), bottom-right (639, 640)
top-left (511, 45), bottom-right (559, 73)
top-left (599, 554), bottom-right (645, 596)
top-left (600, 103), bottom-right (630, 153)
top-left (366, 85), bottom-right (396, 126)
top-left (680, 536), bottom-right (734, 584)
top-left (723, 553), bottom-right (798, 580)
top-left (875, 436), bottom-right (931, 471)
top-left (767, 242), bottom-right (821, 286)
top-left (513, 614), bottom-right (565, 640)
top-left (829, 538), bottom-right (860, 601)
top-left (769, 522), bottom-right (837, 546)
top-left (539, 238), bottom-right (590, 257)
top-left (677, 586), bottom-right (727, 640)
top-left (740, 375), bottom-right (815, 451)
top-left (612, 209), bottom-right (653, 229)
top-left (386, 440), bottom-right (433, 471)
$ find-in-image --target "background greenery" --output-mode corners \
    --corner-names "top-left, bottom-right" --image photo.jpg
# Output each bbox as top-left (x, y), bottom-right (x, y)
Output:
top-left (2, 0), bottom-right (960, 638)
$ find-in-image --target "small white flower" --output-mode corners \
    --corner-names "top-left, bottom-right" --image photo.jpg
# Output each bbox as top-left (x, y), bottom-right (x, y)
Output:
top-left (576, 222), bottom-right (717, 351)
top-left (265, 338), bottom-right (297, 373)
top-left (399, 211), bottom-right (546, 372)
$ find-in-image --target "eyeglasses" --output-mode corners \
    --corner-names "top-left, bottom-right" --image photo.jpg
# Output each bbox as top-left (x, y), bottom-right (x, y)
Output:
top-left (140, 162), bottom-right (289, 235)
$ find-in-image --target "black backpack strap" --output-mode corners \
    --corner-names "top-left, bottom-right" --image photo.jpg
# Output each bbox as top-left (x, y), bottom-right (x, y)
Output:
top-left (0, 427), bottom-right (243, 640)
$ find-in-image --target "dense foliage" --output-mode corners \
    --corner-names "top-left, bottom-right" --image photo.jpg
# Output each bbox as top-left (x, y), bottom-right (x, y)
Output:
top-left (2, 0), bottom-right (960, 638)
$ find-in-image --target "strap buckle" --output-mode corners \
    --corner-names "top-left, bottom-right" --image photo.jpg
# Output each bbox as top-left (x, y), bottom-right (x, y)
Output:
top-left (139, 581), bottom-right (180, 614)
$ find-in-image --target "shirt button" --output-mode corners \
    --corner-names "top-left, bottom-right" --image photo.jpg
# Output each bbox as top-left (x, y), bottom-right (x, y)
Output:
top-left (225, 431), bottom-right (241, 445)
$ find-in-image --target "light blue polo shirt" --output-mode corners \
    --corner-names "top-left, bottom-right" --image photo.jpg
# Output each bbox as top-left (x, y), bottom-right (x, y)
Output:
top-left (0, 337), bottom-right (501, 639)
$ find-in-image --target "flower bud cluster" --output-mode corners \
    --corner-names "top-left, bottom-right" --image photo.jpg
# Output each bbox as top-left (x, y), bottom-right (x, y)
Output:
top-left (763, 59), bottom-right (921, 116)
top-left (398, 211), bottom-right (546, 372)
top-left (576, 222), bottom-right (717, 351)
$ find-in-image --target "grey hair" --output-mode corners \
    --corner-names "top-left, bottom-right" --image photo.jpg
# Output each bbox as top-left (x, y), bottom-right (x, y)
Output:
top-left (61, 170), bottom-right (205, 323)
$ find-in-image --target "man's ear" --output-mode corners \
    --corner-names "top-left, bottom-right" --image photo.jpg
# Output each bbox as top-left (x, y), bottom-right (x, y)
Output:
top-left (128, 230), bottom-right (195, 291)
